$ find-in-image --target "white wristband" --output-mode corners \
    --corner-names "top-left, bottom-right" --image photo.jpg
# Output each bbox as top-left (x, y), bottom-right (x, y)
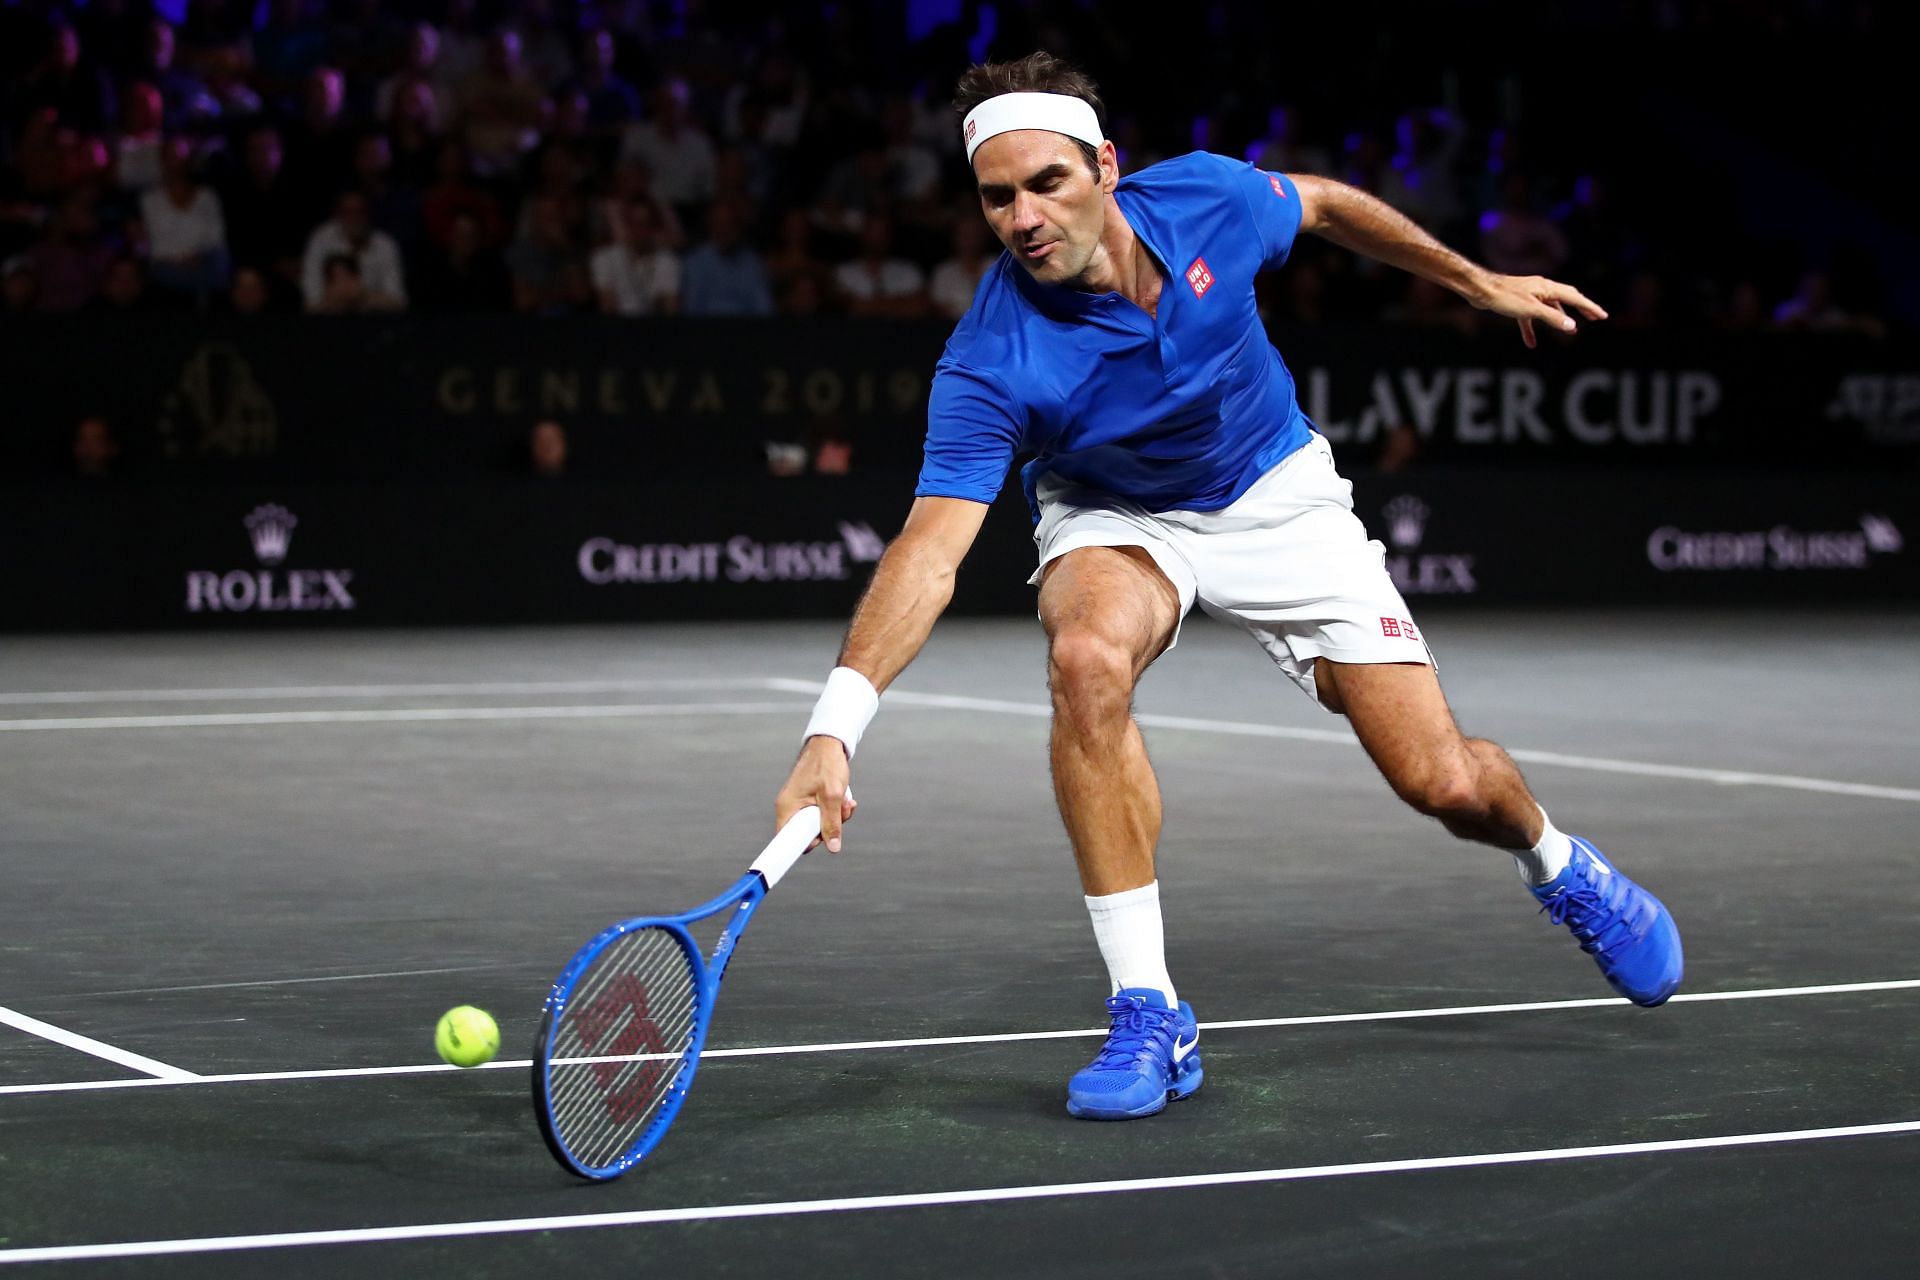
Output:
top-left (802, 666), bottom-right (879, 759)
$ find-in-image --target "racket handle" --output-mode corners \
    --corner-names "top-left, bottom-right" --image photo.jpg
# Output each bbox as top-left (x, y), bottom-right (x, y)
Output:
top-left (750, 802), bottom-right (826, 890)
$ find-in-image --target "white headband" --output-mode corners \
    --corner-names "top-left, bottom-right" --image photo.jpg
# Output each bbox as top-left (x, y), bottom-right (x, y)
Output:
top-left (962, 92), bottom-right (1103, 164)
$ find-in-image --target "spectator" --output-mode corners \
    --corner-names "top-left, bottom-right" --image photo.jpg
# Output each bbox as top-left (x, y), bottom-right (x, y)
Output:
top-left (929, 215), bottom-right (993, 321)
top-left (73, 416), bottom-right (120, 480)
top-left (421, 140), bottom-right (505, 251)
top-left (28, 191), bottom-right (116, 311)
top-left (814, 133), bottom-right (891, 236)
top-left (1382, 275), bottom-right (1479, 337)
top-left (565, 27), bottom-right (642, 133)
top-left (313, 251), bottom-right (369, 312)
top-left (3, 257), bottom-right (38, 313)
top-left (1380, 108), bottom-right (1466, 234)
top-left (384, 76), bottom-right (444, 188)
top-left (529, 418), bottom-right (568, 476)
top-left (137, 18), bottom-right (217, 134)
top-left (591, 197), bottom-right (680, 315)
top-left (1716, 279), bottom-right (1766, 332)
top-left (434, 0), bottom-right (489, 95)
top-left (20, 17), bottom-right (117, 137)
top-left (881, 95), bottom-right (940, 210)
top-left (416, 209), bottom-right (511, 310)
top-left (112, 83), bottom-right (166, 195)
top-left (595, 159), bottom-right (685, 249)
top-left (1612, 270), bottom-right (1667, 330)
top-left (766, 207), bottom-right (830, 313)
top-left (227, 264), bottom-right (281, 314)
top-left (1772, 271), bottom-right (1886, 337)
top-left (1478, 174), bottom-right (1568, 278)
top-left (619, 80), bottom-right (716, 218)
top-left (301, 190), bottom-right (406, 310)
top-left (12, 108), bottom-right (112, 202)
top-left (375, 24), bottom-right (442, 129)
top-left (198, 44), bottom-right (263, 124)
top-left (1245, 105), bottom-right (1331, 176)
top-left (251, 0), bottom-right (335, 103)
top-left (351, 131), bottom-right (423, 252)
top-left (221, 126), bottom-right (308, 286)
top-left (515, 0), bottom-right (577, 90)
top-left (833, 214), bottom-right (928, 318)
top-left (680, 199), bottom-right (771, 316)
top-left (459, 29), bottom-right (545, 179)
top-left (139, 138), bottom-right (230, 299)
top-left (88, 254), bottom-right (152, 313)
top-left (505, 192), bottom-right (588, 314)
top-left (283, 66), bottom-right (353, 222)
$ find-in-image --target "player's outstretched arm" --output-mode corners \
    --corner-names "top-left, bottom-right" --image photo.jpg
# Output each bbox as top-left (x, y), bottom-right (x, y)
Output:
top-left (1289, 174), bottom-right (1608, 349)
top-left (775, 496), bottom-right (990, 851)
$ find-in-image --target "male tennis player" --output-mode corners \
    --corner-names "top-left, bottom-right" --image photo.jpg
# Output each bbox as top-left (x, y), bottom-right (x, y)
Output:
top-left (775, 53), bottom-right (1683, 1120)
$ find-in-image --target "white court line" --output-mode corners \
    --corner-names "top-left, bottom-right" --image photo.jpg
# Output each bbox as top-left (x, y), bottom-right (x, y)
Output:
top-left (10, 677), bottom-right (1914, 803)
top-left (4, 979), bottom-right (1914, 1098)
top-left (72, 965), bottom-right (519, 999)
top-left (0, 1007), bottom-right (198, 1082)
top-left (770, 682), bottom-right (1920, 804)
top-left (0, 678), bottom-right (764, 706)
top-left (1, 1119), bottom-right (1914, 1264)
top-left (0, 701), bottom-right (808, 732)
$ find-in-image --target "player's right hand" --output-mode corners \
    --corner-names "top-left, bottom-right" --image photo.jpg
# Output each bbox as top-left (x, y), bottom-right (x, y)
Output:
top-left (776, 735), bottom-right (857, 853)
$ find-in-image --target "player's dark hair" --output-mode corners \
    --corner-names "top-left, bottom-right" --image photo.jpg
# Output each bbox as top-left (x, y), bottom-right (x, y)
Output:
top-left (952, 51), bottom-right (1104, 177)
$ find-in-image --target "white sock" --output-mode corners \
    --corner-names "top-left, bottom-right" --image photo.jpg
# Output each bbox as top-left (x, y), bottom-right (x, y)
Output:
top-left (1083, 881), bottom-right (1177, 1006)
top-left (1513, 807), bottom-right (1574, 886)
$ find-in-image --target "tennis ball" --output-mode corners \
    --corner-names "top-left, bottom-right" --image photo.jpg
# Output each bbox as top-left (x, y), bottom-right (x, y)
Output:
top-left (435, 1005), bottom-right (500, 1068)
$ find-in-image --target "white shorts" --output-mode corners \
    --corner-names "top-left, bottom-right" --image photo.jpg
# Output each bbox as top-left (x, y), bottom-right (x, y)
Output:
top-left (1028, 434), bottom-right (1433, 708)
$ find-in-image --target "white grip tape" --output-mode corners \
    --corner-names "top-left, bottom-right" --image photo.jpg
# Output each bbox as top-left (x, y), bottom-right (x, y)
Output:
top-left (802, 666), bottom-right (880, 759)
top-left (750, 800), bottom-right (830, 890)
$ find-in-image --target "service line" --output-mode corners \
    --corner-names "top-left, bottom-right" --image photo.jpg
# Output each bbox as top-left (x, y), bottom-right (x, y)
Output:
top-left (3, 979), bottom-right (1914, 1098)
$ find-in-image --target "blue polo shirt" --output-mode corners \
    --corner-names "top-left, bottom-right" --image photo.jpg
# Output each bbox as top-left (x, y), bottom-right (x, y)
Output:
top-left (917, 151), bottom-right (1313, 518)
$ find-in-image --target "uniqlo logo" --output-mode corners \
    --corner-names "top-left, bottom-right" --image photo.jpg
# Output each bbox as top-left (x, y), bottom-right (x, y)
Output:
top-left (965, 119), bottom-right (978, 143)
top-left (1380, 617), bottom-right (1401, 638)
top-left (1185, 257), bottom-right (1213, 298)
top-left (1267, 172), bottom-right (1287, 198)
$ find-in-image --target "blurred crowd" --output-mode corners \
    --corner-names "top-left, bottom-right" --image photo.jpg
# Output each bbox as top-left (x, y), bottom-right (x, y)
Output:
top-left (0, 0), bottom-right (1896, 335)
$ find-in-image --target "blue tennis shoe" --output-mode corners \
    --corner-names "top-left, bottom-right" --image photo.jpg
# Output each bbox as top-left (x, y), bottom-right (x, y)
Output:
top-left (1066, 988), bottom-right (1203, 1120)
top-left (1533, 836), bottom-right (1684, 1007)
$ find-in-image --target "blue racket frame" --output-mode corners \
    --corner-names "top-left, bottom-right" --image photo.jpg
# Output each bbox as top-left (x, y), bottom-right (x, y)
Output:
top-left (532, 806), bottom-right (821, 1181)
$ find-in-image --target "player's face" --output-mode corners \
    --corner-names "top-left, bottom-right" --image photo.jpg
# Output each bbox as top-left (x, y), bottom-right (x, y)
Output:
top-left (972, 132), bottom-right (1114, 286)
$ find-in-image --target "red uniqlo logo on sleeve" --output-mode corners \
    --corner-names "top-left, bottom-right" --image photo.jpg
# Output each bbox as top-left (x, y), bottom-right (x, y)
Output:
top-left (1267, 172), bottom-right (1287, 198)
top-left (1380, 617), bottom-right (1402, 638)
top-left (1186, 257), bottom-right (1213, 298)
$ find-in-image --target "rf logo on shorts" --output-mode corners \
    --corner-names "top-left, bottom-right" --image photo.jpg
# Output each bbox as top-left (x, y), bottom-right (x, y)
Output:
top-left (1186, 257), bottom-right (1214, 298)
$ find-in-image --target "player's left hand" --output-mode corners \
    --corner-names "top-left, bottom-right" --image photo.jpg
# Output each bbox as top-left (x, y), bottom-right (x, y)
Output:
top-left (1474, 273), bottom-right (1608, 349)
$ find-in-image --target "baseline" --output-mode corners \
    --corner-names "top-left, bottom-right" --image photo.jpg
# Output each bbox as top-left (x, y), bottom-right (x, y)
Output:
top-left (1, 1121), bottom-right (1914, 1264)
top-left (765, 682), bottom-right (1920, 804)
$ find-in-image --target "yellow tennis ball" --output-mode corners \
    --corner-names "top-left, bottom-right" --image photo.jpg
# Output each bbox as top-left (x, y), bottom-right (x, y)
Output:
top-left (435, 1005), bottom-right (500, 1068)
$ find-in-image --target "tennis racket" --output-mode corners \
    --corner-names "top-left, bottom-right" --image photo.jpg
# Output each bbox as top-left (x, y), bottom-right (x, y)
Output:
top-left (532, 804), bottom-right (822, 1180)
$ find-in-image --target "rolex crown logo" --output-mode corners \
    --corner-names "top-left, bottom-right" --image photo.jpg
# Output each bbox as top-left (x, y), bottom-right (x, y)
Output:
top-left (244, 504), bottom-right (298, 566)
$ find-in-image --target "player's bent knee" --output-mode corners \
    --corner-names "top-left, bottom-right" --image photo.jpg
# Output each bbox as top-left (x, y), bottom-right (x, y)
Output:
top-left (1397, 765), bottom-right (1483, 821)
top-left (1047, 630), bottom-right (1136, 699)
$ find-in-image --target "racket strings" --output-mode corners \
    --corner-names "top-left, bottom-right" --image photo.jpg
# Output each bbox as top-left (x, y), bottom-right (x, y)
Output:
top-left (546, 927), bottom-right (700, 1170)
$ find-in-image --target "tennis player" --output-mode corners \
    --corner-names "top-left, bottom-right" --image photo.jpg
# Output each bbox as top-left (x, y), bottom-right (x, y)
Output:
top-left (775, 53), bottom-right (1683, 1120)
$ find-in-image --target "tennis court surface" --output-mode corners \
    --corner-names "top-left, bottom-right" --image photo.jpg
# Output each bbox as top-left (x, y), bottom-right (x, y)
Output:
top-left (3, 610), bottom-right (1916, 1277)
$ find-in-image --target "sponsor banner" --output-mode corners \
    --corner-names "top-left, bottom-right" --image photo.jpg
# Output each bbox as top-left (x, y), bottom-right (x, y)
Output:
top-left (3, 318), bottom-right (1915, 483)
top-left (2, 466), bottom-right (1913, 631)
